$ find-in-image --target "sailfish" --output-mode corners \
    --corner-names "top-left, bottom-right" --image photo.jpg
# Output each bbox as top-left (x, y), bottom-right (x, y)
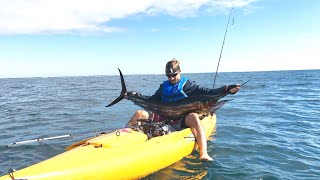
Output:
top-left (106, 69), bottom-right (230, 120)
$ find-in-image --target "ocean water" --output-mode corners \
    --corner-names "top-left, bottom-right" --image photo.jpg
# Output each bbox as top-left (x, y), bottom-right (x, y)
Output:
top-left (0, 70), bottom-right (319, 179)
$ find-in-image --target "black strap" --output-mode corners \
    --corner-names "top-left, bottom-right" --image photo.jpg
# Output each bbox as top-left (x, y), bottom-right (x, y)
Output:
top-left (8, 168), bottom-right (15, 180)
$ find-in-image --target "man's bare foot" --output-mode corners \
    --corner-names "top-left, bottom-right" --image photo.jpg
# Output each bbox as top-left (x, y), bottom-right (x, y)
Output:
top-left (200, 154), bottom-right (213, 161)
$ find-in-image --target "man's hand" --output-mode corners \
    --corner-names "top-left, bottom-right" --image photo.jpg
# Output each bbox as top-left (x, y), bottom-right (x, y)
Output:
top-left (227, 84), bottom-right (240, 94)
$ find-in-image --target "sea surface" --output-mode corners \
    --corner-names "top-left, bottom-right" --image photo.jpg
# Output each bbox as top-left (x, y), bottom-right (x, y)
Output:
top-left (0, 70), bottom-right (319, 179)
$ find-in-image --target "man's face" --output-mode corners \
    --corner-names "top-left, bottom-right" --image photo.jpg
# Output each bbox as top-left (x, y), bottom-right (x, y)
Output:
top-left (166, 71), bottom-right (181, 85)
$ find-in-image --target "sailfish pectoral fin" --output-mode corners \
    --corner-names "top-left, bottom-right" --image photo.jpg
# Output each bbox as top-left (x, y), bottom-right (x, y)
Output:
top-left (209, 99), bottom-right (232, 112)
top-left (106, 68), bottom-right (127, 107)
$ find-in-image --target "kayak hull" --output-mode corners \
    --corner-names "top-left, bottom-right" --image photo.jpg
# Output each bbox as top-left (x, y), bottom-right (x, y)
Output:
top-left (0, 114), bottom-right (216, 180)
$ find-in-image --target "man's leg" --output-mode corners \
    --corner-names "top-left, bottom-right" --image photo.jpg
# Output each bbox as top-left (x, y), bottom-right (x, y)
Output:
top-left (126, 110), bottom-right (150, 127)
top-left (185, 113), bottom-right (213, 161)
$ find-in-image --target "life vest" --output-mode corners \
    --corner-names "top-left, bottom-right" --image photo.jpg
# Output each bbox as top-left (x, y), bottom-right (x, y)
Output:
top-left (161, 77), bottom-right (189, 102)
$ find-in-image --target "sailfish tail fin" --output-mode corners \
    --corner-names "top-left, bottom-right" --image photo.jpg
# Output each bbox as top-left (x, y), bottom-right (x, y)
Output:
top-left (106, 68), bottom-right (127, 107)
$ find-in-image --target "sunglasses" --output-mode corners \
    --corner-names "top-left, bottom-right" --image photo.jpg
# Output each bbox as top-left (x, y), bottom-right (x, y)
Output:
top-left (166, 73), bottom-right (178, 78)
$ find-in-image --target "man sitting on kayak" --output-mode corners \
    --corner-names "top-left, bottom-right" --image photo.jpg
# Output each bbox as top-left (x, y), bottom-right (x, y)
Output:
top-left (126, 58), bottom-right (240, 161)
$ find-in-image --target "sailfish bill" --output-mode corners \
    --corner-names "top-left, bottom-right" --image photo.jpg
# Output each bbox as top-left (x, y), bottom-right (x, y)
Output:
top-left (106, 68), bottom-right (230, 120)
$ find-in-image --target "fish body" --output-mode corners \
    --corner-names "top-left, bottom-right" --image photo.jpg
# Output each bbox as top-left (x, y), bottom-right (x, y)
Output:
top-left (106, 69), bottom-right (230, 120)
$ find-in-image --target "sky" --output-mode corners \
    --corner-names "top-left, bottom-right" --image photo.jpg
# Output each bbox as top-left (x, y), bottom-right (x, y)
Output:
top-left (0, 0), bottom-right (319, 78)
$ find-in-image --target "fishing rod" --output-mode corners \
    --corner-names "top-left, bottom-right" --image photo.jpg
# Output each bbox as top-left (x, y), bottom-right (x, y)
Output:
top-left (5, 134), bottom-right (75, 148)
top-left (4, 129), bottom-right (112, 148)
top-left (213, 3), bottom-right (235, 88)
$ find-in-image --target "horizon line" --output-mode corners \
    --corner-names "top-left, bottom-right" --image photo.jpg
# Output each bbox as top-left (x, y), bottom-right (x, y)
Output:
top-left (1, 68), bottom-right (319, 79)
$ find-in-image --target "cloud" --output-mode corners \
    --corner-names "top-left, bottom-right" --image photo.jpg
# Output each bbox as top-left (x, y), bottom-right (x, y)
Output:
top-left (0, 0), bottom-right (257, 35)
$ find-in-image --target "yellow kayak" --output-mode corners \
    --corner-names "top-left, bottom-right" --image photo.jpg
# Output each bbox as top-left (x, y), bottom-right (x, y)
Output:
top-left (0, 114), bottom-right (216, 180)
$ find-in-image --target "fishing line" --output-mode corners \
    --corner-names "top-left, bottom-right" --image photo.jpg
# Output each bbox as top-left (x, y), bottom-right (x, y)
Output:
top-left (241, 80), bottom-right (251, 86)
top-left (213, 3), bottom-right (235, 88)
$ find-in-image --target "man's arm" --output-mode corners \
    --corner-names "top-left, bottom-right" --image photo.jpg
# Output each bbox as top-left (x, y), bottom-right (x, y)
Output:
top-left (184, 80), bottom-right (239, 96)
